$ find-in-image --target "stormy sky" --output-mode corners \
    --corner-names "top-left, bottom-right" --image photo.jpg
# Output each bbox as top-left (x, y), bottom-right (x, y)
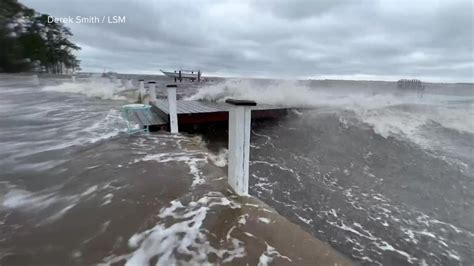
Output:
top-left (21, 0), bottom-right (473, 82)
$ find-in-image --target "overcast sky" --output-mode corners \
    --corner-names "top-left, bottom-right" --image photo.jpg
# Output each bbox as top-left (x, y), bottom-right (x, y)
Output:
top-left (21, 0), bottom-right (473, 82)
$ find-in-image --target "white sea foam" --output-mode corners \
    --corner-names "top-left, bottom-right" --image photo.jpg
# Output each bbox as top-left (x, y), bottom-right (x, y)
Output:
top-left (136, 145), bottom-right (232, 186)
top-left (42, 76), bottom-right (129, 100)
top-left (190, 79), bottom-right (474, 152)
top-left (2, 189), bottom-right (57, 210)
top-left (81, 185), bottom-right (98, 197)
top-left (37, 109), bottom-right (125, 151)
top-left (136, 152), bottom-right (208, 186)
top-left (208, 148), bottom-right (228, 167)
top-left (1, 187), bottom-right (80, 224)
top-left (1, 181), bottom-right (114, 224)
top-left (111, 192), bottom-right (244, 265)
top-left (77, 109), bottom-right (127, 144)
top-left (102, 193), bottom-right (114, 206)
top-left (258, 242), bottom-right (292, 266)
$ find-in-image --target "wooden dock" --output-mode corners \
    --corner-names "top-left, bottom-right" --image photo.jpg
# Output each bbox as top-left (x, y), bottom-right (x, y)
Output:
top-left (149, 99), bottom-right (289, 127)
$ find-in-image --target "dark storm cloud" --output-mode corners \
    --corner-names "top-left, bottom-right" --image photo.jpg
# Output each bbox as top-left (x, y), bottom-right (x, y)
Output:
top-left (21, 0), bottom-right (474, 81)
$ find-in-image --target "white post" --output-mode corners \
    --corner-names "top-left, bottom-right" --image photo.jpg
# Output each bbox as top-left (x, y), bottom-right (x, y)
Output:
top-left (167, 84), bottom-right (179, 133)
top-left (116, 78), bottom-right (122, 86)
top-left (71, 75), bottom-right (76, 83)
top-left (148, 81), bottom-right (156, 103)
top-left (138, 80), bottom-right (145, 102)
top-left (226, 99), bottom-right (256, 196)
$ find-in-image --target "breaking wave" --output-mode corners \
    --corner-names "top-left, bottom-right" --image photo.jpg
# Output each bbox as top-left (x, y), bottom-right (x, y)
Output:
top-left (190, 79), bottom-right (474, 152)
top-left (42, 76), bottom-right (130, 100)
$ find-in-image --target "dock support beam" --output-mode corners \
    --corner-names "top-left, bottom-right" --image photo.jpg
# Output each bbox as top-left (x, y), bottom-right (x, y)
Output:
top-left (148, 81), bottom-right (156, 103)
top-left (226, 99), bottom-right (257, 196)
top-left (167, 84), bottom-right (179, 133)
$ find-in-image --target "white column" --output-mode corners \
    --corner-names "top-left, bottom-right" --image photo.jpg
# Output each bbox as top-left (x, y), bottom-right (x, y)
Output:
top-left (71, 75), bottom-right (76, 83)
top-left (138, 80), bottom-right (145, 102)
top-left (148, 82), bottom-right (156, 103)
top-left (167, 85), bottom-right (179, 133)
top-left (116, 78), bottom-right (122, 86)
top-left (226, 99), bottom-right (256, 196)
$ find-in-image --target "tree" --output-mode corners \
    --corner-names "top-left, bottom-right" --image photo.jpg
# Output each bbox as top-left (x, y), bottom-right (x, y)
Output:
top-left (0, 0), bottom-right (81, 73)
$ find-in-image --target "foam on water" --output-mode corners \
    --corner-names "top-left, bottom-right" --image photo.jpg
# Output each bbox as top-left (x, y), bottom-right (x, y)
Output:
top-left (135, 152), bottom-right (209, 186)
top-left (2, 189), bottom-right (58, 210)
top-left (247, 104), bottom-right (474, 264)
top-left (258, 242), bottom-right (292, 266)
top-left (135, 145), bottom-right (230, 186)
top-left (2, 108), bottom-right (127, 174)
top-left (0, 76), bottom-right (131, 175)
top-left (208, 148), bottom-right (228, 167)
top-left (190, 79), bottom-right (474, 155)
top-left (1, 186), bottom-right (79, 224)
top-left (42, 76), bottom-right (129, 100)
top-left (104, 192), bottom-right (244, 265)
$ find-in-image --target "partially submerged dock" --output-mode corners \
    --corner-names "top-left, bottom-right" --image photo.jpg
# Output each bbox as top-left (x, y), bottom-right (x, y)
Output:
top-left (123, 81), bottom-right (293, 195)
top-left (151, 99), bottom-right (289, 127)
top-left (128, 99), bottom-right (290, 132)
top-left (131, 80), bottom-right (291, 131)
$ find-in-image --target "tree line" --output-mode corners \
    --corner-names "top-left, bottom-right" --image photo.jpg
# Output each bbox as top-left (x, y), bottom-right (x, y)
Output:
top-left (0, 0), bottom-right (80, 73)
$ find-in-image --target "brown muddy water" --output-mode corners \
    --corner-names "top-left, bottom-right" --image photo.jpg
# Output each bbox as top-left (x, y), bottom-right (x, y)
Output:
top-left (1, 74), bottom-right (473, 265)
top-left (0, 74), bottom-right (351, 265)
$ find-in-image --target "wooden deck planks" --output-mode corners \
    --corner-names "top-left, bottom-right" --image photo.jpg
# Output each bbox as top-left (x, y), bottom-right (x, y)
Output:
top-left (129, 109), bottom-right (166, 126)
top-left (152, 99), bottom-right (286, 115)
top-left (148, 99), bottom-right (289, 127)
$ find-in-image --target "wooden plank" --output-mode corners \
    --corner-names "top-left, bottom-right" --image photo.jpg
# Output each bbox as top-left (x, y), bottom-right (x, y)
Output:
top-left (183, 101), bottom-right (208, 113)
top-left (151, 104), bottom-right (169, 123)
top-left (137, 111), bottom-right (153, 126)
top-left (151, 99), bottom-right (290, 114)
top-left (148, 111), bottom-right (167, 125)
top-left (133, 111), bottom-right (148, 126)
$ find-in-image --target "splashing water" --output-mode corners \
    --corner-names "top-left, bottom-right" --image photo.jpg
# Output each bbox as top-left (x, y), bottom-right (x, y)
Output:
top-left (190, 79), bottom-right (474, 155)
top-left (42, 76), bottom-right (130, 100)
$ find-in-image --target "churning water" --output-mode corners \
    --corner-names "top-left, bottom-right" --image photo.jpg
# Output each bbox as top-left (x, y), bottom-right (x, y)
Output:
top-left (1, 74), bottom-right (473, 265)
